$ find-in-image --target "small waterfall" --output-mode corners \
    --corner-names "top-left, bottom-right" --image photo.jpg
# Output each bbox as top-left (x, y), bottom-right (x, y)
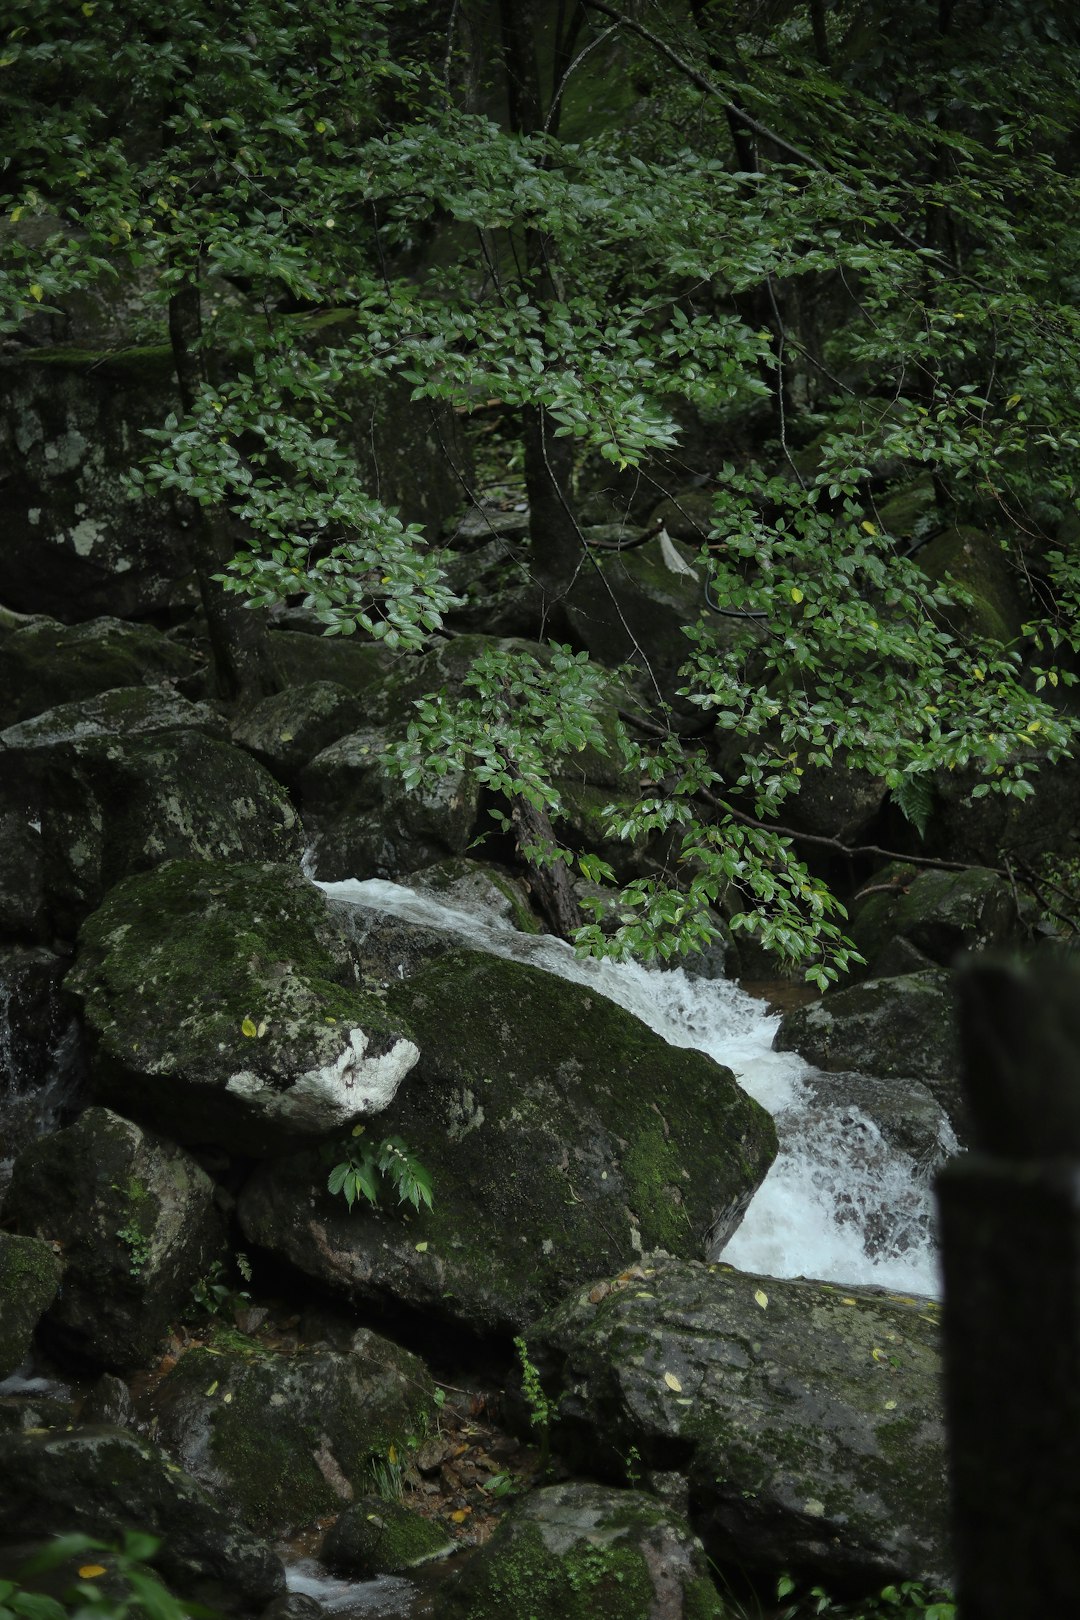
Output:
top-left (320, 878), bottom-right (950, 1296)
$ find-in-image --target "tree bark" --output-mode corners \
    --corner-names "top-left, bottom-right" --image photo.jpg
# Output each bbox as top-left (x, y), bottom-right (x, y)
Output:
top-left (167, 280), bottom-right (279, 703)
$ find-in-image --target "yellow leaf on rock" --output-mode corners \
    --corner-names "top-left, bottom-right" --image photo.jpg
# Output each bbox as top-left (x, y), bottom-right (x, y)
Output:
top-left (451, 1508), bottom-right (471, 1522)
top-left (78, 1566), bottom-right (107, 1579)
top-left (754, 1289), bottom-right (768, 1309)
top-left (241, 1017), bottom-right (257, 1037)
top-left (663, 1372), bottom-right (682, 1392)
top-left (206, 1380), bottom-right (219, 1396)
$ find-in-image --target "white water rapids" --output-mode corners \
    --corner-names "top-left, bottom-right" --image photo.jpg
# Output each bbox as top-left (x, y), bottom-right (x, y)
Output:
top-left (320, 877), bottom-right (950, 1297)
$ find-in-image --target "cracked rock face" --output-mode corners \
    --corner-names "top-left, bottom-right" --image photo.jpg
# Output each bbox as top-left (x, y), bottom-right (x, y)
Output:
top-left (67, 859), bottom-right (419, 1155)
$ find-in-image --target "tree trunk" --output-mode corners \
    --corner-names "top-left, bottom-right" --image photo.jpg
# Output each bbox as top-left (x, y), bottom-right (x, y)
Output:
top-left (168, 280), bottom-right (279, 703)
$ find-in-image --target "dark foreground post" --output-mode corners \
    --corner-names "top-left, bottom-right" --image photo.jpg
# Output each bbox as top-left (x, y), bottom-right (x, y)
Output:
top-left (938, 957), bottom-right (1080, 1618)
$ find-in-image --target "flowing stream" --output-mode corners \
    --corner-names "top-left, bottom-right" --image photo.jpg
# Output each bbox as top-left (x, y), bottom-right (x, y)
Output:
top-left (321, 877), bottom-right (952, 1298)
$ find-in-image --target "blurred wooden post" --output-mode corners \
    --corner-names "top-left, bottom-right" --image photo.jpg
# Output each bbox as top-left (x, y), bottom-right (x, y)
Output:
top-left (938, 957), bottom-right (1080, 1618)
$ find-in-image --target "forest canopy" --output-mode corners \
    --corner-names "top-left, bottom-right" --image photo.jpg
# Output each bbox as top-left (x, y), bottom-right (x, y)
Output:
top-left (4, 0), bottom-right (1080, 982)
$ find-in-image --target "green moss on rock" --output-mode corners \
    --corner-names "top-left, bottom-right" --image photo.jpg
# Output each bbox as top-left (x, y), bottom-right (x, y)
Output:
top-left (0, 1233), bottom-right (64, 1378)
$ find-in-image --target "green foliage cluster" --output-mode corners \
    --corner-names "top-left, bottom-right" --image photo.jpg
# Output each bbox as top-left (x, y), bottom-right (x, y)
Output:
top-left (0, 1534), bottom-right (194, 1620)
top-left (325, 1129), bottom-right (434, 1214)
top-left (775, 1575), bottom-right (955, 1620)
top-left (5, 0), bottom-right (1080, 977)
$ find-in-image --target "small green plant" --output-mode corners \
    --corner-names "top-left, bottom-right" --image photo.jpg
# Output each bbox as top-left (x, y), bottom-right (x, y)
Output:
top-left (775, 1575), bottom-right (956, 1620)
top-left (325, 1128), bottom-right (434, 1214)
top-left (112, 1181), bottom-right (151, 1279)
top-left (369, 1444), bottom-right (407, 1504)
top-left (190, 1253), bottom-right (253, 1319)
top-left (0, 1531), bottom-right (197, 1620)
top-left (514, 1334), bottom-right (553, 1472)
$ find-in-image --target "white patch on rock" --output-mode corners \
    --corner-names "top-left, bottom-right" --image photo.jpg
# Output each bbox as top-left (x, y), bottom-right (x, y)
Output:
top-left (28, 508), bottom-right (41, 526)
top-left (226, 1030), bottom-right (419, 1135)
top-left (70, 518), bottom-right (104, 557)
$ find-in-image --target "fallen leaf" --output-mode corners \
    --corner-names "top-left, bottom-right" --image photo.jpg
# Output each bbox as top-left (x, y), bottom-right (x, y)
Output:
top-left (451, 1508), bottom-right (471, 1522)
top-left (754, 1289), bottom-right (768, 1309)
top-left (663, 1371), bottom-right (683, 1392)
top-left (78, 1566), bottom-right (107, 1580)
top-left (205, 1380), bottom-right (219, 1396)
top-left (241, 1017), bottom-right (257, 1037)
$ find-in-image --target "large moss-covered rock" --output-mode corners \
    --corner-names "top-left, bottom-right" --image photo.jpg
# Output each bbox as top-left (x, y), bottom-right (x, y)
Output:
top-left (238, 949), bottom-right (777, 1334)
top-left (442, 1481), bottom-right (728, 1620)
top-left (5, 726), bottom-right (302, 934)
top-left (68, 861), bottom-right (420, 1155)
top-left (0, 1426), bottom-right (284, 1614)
top-left (529, 1257), bottom-right (948, 1590)
top-left (4, 1107), bottom-right (223, 1370)
top-left (0, 1233), bottom-right (63, 1378)
top-left (0, 347), bottom-right (196, 622)
top-left (774, 971), bottom-right (966, 1141)
top-left (269, 629), bottom-right (396, 708)
top-left (144, 1328), bottom-right (435, 1535)
top-left (563, 534), bottom-right (726, 709)
top-left (0, 685), bottom-right (224, 751)
top-left (322, 1495), bottom-right (455, 1576)
top-left (848, 864), bottom-right (1019, 978)
top-left (917, 524), bottom-right (1025, 644)
top-left (0, 615), bottom-right (204, 730)
top-left (230, 681), bottom-right (367, 784)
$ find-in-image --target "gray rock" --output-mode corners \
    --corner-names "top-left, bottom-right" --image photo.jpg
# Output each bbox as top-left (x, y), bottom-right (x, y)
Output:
top-left (529, 1256), bottom-right (948, 1590)
top-left (144, 1328), bottom-right (435, 1536)
top-left (441, 1480), bottom-right (726, 1620)
top-left (238, 948), bottom-right (777, 1335)
top-left (774, 971), bottom-right (966, 1141)
top-left (230, 681), bottom-right (368, 784)
top-left (0, 1234), bottom-right (63, 1378)
top-left (68, 861), bottom-right (420, 1156)
top-left (0, 1425), bottom-right (284, 1614)
top-left (300, 728), bottom-right (480, 882)
top-left (3, 1107), bottom-right (223, 1370)
top-left (0, 614), bottom-right (205, 730)
top-left (0, 686), bottom-right (224, 751)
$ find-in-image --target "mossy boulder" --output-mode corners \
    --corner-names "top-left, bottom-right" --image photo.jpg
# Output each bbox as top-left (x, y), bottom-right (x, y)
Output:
top-left (848, 863), bottom-right (1019, 978)
top-left (5, 726), bottom-right (302, 935)
top-left (230, 681), bottom-right (367, 784)
top-left (0, 1233), bottom-right (63, 1378)
top-left (68, 861), bottom-right (420, 1155)
top-left (917, 524), bottom-right (1026, 644)
top-left (238, 949), bottom-right (777, 1335)
top-left (144, 1328), bottom-right (435, 1536)
top-left (269, 629), bottom-right (397, 708)
top-left (0, 1426), bottom-right (284, 1614)
top-left (0, 685), bottom-right (223, 754)
top-left (529, 1257), bottom-right (948, 1591)
top-left (563, 534), bottom-right (727, 709)
top-left (774, 970), bottom-right (966, 1142)
top-left (3, 1107), bottom-right (222, 1370)
top-left (442, 1481), bottom-right (728, 1620)
top-left (0, 615), bottom-right (204, 730)
top-left (322, 1495), bottom-right (455, 1576)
